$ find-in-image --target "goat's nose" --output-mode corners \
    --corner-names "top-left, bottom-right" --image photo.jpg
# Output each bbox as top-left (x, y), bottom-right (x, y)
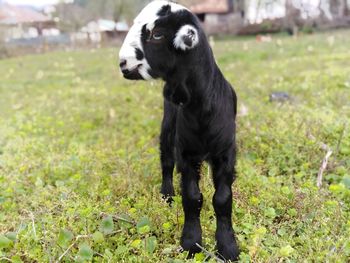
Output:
top-left (119, 59), bottom-right (127, 69)
top-left (121, 69), bottom-right (130, 75)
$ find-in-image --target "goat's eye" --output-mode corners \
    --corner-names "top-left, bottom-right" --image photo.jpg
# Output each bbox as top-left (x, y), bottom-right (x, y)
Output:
top-left (152, 32), bottom-right (164, 41)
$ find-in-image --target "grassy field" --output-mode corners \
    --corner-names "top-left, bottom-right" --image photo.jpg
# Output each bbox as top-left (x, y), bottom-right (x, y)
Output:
top-left (0, 30), bottom-right (350, 262)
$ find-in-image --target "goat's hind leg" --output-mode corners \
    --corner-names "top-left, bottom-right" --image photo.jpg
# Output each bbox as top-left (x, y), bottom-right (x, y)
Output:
top-left (160, 100), bottom-right (177, 200)
top-left (210, 147), bottom-right (240, 261)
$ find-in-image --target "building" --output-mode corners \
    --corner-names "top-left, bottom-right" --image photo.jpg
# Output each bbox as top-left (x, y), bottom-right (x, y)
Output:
top-left (0, 4), bottom-right (55, 41)
top-left (77, 19), bottom-right (129, 43)
top-left (190, 0), bottom-right (245, 35)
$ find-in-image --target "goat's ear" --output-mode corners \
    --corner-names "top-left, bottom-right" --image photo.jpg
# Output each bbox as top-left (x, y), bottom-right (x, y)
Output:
top-left (173, 25), bottom-right (199, 51)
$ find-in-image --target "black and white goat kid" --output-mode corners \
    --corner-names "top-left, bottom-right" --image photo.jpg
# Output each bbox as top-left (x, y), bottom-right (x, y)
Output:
top-left (119, 1), bottom-right (239, 261)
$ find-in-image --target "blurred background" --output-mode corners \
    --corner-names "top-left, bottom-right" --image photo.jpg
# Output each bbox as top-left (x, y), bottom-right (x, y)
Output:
top-left (1, 1), bottom-right (350, 262)
top-left (0, 0), bottom-right (350, 57)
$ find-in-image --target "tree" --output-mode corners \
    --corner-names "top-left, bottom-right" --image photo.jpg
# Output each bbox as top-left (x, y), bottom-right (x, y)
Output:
top-left (74, 0), bottom-right (151, 22)
top-left (329, 0), bottom-right (349, 17)
top-left (55, 3), bottom-right (91, 32)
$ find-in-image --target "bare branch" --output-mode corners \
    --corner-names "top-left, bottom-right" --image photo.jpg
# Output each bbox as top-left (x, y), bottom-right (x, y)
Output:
top-left (99, 212), bottom-right (135, 225)
top-left (56, 235), bottom-right (91, 262)
top-left (30, 212), bottom-right (37, 240)
top-left (307, 131), bottom-right (333, 188)
top-left (0, 257), bottom-right (12, 262)
top-left (317, 150), bottom-right (333, 188)
top-left (22, 210), bottom-right (37, 240)
top-left (195, 243), bottom-right (224, 263)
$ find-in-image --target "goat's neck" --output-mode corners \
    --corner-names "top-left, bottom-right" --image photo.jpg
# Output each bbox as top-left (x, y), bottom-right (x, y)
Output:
top-left (164, 46), bottom-right (221, 110)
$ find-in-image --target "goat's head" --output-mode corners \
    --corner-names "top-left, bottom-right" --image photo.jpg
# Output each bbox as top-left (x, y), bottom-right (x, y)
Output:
top-left (119, 0), bottom-right (201, 80)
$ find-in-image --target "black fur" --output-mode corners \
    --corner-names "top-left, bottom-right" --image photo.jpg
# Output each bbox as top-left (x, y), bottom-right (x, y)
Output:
top-left (121, 6), bottom-right (239, 262)
top-left (135, 48), bottom-right (144, 60)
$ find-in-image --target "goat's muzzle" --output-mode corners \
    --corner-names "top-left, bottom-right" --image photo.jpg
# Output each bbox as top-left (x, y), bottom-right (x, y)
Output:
top-left (120, 63), bottom-right (144, 80)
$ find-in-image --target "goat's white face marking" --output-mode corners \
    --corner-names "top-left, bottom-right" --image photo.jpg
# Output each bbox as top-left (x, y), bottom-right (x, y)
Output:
top-left (119, 0), bottom-right (189, 80)
top-left (173, 25), bottom-right (199, 51)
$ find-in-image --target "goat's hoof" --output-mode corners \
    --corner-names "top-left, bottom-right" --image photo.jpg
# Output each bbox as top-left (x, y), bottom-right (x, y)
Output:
top-left (160, 185), bottom-right (174, 201)
top-left (217, 243), bottom-right (240, 262)
top-left (180, 243), bottom-right (202, 259)
top-left (160, 187), bottom-right (175, 205)
top-left (161, 194), bottom-right (174, 205)
top-left (181, 225), bottom-right (202, 257)
top-left (216, 229), bottom-right (240, 261)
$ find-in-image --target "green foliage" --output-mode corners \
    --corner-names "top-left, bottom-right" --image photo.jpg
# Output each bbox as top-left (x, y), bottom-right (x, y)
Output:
top-left (92, 231), bottom-right (105, 244)
top-left (76, 243), bottom-right (93, 262)
top-left (57, 229), bottom-right (74, 248)
top-left (0, 30), bottom-right (350, 262)
top-left (100, 216), bottom-right (114, 235)
top-left (0, 235), bottom-right (13, 250)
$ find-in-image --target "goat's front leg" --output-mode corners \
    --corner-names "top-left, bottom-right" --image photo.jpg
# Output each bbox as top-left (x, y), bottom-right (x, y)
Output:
top-left (177, 154), bottom-right (203, 256)
top-left (211, 148), bottom-right (240, 261)
top-left (160, 101), bottom-right (177, 200)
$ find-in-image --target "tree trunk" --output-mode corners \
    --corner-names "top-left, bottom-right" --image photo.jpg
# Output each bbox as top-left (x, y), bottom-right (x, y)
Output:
top-left (284, 0), bottom-right (298, 34)
top-left (340, 0), bottom-right (349, 16)
top-left (329, 0), bottom-right (346, 18)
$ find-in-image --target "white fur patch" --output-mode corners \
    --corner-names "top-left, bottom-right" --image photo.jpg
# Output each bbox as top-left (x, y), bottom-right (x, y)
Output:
top-left (119, 0), bottom-right (187, 79)
top-left (119, 24), bottom-right (152, 80)
top-left (173, 25), bottom-right (199, 51)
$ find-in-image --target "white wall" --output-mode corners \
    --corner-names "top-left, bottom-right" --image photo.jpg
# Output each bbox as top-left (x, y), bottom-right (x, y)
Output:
top-left (244, 0), bottom-right (343, 23)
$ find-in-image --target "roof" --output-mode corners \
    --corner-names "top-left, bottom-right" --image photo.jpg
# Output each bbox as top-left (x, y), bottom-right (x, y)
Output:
top-left (0, 4), bottom-right (51, 25)
top-left (190, 0), bottom-right (232, 14)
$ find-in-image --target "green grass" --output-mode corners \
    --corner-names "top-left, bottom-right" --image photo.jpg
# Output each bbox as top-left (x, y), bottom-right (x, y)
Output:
top-left (0, 30), bottom-right (350, 262)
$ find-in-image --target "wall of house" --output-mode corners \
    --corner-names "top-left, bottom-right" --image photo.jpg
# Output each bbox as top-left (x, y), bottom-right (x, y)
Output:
top-left (202, 13), bottom-right (244, 35)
